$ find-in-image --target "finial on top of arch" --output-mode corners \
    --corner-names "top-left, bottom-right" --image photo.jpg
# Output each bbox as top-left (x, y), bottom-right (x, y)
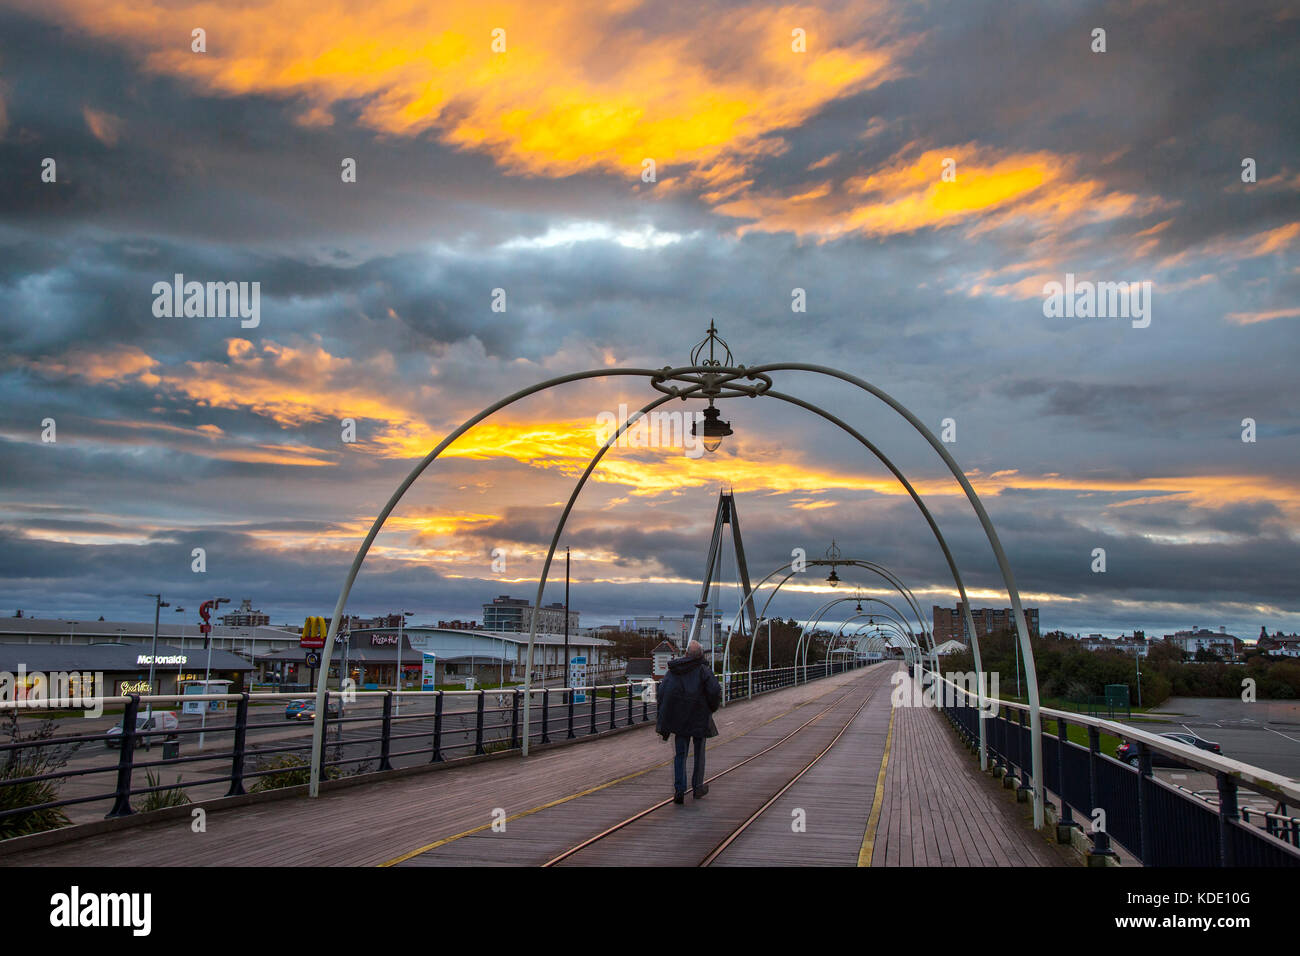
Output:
top-left (690, 320), bottom-right (735, 369)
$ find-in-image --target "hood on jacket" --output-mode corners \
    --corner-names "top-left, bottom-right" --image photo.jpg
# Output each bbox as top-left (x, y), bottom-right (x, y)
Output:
top-left (668, 655), bottom-right (705, 676)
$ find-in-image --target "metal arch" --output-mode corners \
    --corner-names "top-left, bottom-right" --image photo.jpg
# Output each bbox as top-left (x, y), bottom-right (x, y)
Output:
top-left (854, 622), bottom-right (918, 663)
top-left (828, 613), bottom-right (880, 662)
top-left (811, 602), bottom-right (919, 669)
top-left (795, 590), bottom-right (933, 674)
top-left (517, 377), bottom-right (742, 753)
top-left (760, 389), bottom-right (990, 770)
top-left (856, 622), bottom-right (915, 655)
top-left (306, 365), bottom-right (752, 791)
top-left (852, 632), bottom-right (891, 660)
top-left (854, 624), bottom-right (920, 667)
top-left (747, 365), bottom-right (1042, 828)
top-left (795, 596), bottom-right (921, 675)
top-left (721, 557), bottom-right (936, 698)
top-left (311, 357), bottom-right (1039, 824)
top-left (811, 603), bottom-right (921, 668)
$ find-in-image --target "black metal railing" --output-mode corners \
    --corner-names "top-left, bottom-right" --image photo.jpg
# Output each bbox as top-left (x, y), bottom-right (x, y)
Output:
top-left (0, 659), bottom-right (868, 839)
top-left (923, 665), bottom-right (1300, 867)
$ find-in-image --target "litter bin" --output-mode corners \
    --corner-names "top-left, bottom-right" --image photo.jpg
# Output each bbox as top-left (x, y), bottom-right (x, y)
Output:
top-left (162, 735), bottom-right (180, 761)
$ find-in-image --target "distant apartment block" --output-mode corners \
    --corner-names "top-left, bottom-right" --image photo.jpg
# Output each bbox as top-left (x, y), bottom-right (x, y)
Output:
top-left (932, 603), bottom-right (1041, 644)
top-left (220, 598), bottom-right (270, 628)
top-left (482, 595), bottom-right (579, 634)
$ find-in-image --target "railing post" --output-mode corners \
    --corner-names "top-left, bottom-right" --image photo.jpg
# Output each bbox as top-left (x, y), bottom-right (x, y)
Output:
top-left (106, 694), bottom-right (140, 818)
top-left (316, 692), bottom-right (330, 783)
top-left (567, 687), bottom-right (576, 739)
top-left (1086, 725), bottom-right (1115, 862)
top-left (589, 684), bottom-right (597, 736)
top-left (430, 691), bottom-right (444, 762)
top-left (1017, 709), bottom-right (1031, 795)
top-left (1055, 716), bottom-right (1075, 841)
top-left (378, 691), bottom-right (394, 771)
top-left (1136, 742), bottom-right (1153, 864)
top-left (541, 688), bottom-right (551, 745)
top-left (510, 689), bottom-right (521, 750)
top-left (474, 690), bottom-right (486, 755)
top-left (1216, 771), bottom-right (1238, 867)
top-left (626, 683), bottom-right (634, 726)
top-left (641, 684), bottom-right (648, 722)
top-left (226, 693), bottom-right (250, 796)
top-left (609, 684), bottom-right (617, 730)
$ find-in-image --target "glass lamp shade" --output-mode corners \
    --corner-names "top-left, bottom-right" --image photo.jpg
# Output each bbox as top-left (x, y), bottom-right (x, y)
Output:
top-left (693, 405), bottom-right (733, 453)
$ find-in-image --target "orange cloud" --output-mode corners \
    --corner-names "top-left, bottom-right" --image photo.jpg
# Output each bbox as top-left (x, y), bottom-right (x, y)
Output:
top-left (30, 346), bottom-right (158, 383)
top-left (716, 145), bottom-right (1150, 239)
top-left (1226, 307), bottom-right (1300, 325)
top-left (26, 0), bottom-right (904, 188)
top-left (82, 106), bottom-right (122, 146)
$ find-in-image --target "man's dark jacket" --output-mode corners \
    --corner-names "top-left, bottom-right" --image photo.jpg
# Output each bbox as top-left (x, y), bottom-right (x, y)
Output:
top-left (655, 655), bottom-right (722, 739)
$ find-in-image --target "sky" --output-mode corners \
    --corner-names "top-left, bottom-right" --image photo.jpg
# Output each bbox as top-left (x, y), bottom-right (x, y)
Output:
top-left (0, 0), bottom-right (1297, 638)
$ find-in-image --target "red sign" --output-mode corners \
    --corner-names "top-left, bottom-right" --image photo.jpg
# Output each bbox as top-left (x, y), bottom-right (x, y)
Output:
top-left (301, 616), bottom-right (327, 649)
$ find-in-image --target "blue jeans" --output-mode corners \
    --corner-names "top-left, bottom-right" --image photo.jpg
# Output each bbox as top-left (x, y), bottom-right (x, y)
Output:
top-left (674, 734), bottom-right (706, 795)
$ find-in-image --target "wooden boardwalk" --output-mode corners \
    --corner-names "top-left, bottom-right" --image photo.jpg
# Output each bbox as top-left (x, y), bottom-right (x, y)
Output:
top-left (867, 686), bottom-right (1072, 866)
top-left (3, 664), bottom-right (1073, 867)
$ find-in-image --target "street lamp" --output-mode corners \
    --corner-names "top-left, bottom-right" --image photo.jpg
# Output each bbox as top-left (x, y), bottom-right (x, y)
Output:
top-left (199, 597), bottom-right (230, 749)
top-left (691, 403), bottom-right (733, 453)
top-left (144, 594), bottom-right (170, 719)
top-left (825, 540), bottom-right (842, 587)
top-left (396, 609), bottom-right (412, 714)
top-left (688, 322), bottom-right (735, 455)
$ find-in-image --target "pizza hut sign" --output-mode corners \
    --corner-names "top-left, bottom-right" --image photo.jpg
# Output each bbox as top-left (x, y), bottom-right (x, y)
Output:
top-left (370, 634), bottom-right (399, 647)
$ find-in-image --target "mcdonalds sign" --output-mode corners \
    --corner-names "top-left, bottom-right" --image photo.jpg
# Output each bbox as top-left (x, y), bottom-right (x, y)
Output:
top-left (301, 616), bottom-right (327, 649)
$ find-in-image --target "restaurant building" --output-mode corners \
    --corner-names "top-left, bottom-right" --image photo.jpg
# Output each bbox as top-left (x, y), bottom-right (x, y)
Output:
top-left (0, 642), bottom-right (253, 699)
top-left (259, 626), bottom-right (618, 690)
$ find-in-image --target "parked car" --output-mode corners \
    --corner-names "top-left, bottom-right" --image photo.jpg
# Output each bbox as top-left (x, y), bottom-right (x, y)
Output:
top-left (105, 711), bottom-right (179, 750)
top-left (288, 698), bottom-right (341, 721)
top-left (1116, 732), bottom-right (1222, 768)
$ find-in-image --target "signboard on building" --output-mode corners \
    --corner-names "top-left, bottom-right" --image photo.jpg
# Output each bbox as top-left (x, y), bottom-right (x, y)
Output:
top-left (569, 655), bottom-right (588, 704)
top-left (301, 616), bottom-right (327, 649)
top-left (421, 652), bottom-right (438, 691)
top-left (371, 634), bottom-right (398, 647)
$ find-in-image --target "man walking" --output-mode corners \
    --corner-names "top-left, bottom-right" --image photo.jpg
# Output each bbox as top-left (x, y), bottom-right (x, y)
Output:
top-left (655, 640), bottom-right (722, 804)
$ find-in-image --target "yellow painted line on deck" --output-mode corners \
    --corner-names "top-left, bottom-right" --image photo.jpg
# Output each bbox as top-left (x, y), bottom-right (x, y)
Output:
top-left (857, 702), bottom-right (896, 867)
top-left (378, 671), bottom-right (866, 867)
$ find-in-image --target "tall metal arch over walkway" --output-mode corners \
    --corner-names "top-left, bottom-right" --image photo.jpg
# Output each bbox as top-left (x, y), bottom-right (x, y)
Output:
top-left (307, 325), bottom-right (1046, 827)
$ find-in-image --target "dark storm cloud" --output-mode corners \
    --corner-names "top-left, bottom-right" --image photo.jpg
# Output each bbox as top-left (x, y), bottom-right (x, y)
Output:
top-left (0, 0), bottom-right (1297, 639)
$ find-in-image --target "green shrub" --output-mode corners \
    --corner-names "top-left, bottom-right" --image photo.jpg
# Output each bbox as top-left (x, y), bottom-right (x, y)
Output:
top-left (0, 714), bottom-right (81, 840)
top-left (139, 769), bottom-right (191, 811)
